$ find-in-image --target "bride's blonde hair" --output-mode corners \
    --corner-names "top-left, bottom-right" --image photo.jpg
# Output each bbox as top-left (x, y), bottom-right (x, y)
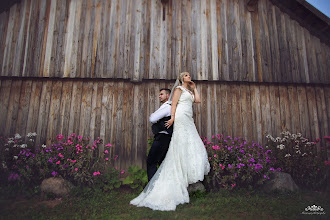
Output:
top-left (178, 72), bottom-right (189, 84)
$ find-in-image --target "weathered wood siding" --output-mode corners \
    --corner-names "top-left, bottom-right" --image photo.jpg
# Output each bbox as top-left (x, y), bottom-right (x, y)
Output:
top-left (0, 0), bottom-right (329, 83)
top-left (0, 78), bottom-right (329, 169)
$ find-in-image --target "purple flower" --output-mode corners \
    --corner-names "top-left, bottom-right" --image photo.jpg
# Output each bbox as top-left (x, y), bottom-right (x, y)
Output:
top-left (248, 158), bottom-right (255, 163)
top-left (51, 171), bottom-right (58, 176)
top-left (228, 164), bottom-right (233, 168)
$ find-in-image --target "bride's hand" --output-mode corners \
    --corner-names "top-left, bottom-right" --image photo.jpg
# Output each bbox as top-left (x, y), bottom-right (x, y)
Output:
top-left (189, 81), bottom-right (196, 90)
top-left (165, 118), bottom-right (174, 128)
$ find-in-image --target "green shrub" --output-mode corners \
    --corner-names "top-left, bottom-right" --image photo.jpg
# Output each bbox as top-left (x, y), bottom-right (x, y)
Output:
top-left (122, 165), bottom-right (148, 191)
top-left (266, 131), bottom-right (328, 190)
top-left (0, 133), bottom-right (122, 194)
top-left (204, 134), bottom-right (275, 191)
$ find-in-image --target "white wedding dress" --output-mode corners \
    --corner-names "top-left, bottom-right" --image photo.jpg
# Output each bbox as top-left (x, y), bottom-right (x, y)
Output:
top-left (130, 86), bottom-right (210, 211)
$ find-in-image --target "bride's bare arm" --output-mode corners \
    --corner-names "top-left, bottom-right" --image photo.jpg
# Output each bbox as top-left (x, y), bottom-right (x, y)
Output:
top-left (189, 82), bottom-right (201, 103)
top-left (165, 88), bottom-right (182, 128)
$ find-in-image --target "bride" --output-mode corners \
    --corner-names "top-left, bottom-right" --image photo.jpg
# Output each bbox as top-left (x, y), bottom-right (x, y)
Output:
top-left (130, 72), bottom-right (210, 211)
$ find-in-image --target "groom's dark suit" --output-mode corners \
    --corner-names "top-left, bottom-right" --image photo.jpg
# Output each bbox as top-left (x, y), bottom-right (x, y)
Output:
top-left (147, 101), bottom-right (173, 181)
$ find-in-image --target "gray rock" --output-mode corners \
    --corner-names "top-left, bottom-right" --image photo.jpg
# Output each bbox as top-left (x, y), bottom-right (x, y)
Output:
top-left (188, 182), bottom-right (206, 193)
top-left (262, 172), bottom-right (299, 192)
top-left (40, 177), bottom-right (73, 198)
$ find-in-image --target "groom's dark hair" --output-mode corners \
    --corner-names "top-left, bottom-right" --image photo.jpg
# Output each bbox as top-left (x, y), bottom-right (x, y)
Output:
top-left (160, 88), bottom-right (171, 95)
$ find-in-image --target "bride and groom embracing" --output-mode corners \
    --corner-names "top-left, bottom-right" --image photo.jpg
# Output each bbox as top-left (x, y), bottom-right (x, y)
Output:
top-left (130, 72), bottom-right (210, 211)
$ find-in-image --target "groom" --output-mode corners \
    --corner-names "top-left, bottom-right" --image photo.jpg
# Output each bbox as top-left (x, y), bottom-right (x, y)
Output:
top-left (147, 88), bottom-right (173, 181)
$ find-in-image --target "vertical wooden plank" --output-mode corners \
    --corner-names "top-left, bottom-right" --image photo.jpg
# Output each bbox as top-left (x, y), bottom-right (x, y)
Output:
top-left (58, 80), bottom-right (73, 136)
top-left (89, 81), bottom-right (100, 143)
top-left (12, 0), bottom-right (30, 76)
top-left (210, 0), bottom-right (219, 80)
top-left (36, 80), bottom-right (53, 145)
top-left (258, 0), bottom-right (272, 82)
top-left (16, 80), bottom-right (33, 136)
top-left (2, 5), bottom-right (17, 76)
top-left (115, 0), bottom-right (127, 79)
top-left (269, 85), bottom-right (281, 137)
top-left (240, 83), bottom-right (253, 141)
top-left (46, 81), bottom-right (63, 144)
top-left (26, 80), bottom-right (42, 135)
top-left (5, 80), bottom-right (22, 136)
top-left (42, 0), bottom-right (57, 77)
top-left (304, 30), bottom-right (318, 83)
top-left (220, 84), bottom-right (232, 138)
top-left (259, 85), bottom-right (271, 144)
top-left (132, 0), bottom-right (143, 81)
top-left (0, 80), bottom-right (12, 135)
top-left (64, 0), bottom-right (82, 77)
top-left (79, 81), bottom-right (93, 137)
top-left (80, 0), bottom-right (92, 78)
top-left (278, 86), bottom-right (291, 132)
top-left (287, 18), bottom-right (300, 83)
top-left (22, 0), bottom-right (38, 76)
top-left (297, 86), bottom-right (311, 138)
top-left (105, 0), bottom-right (119, 78)
top-left (251, 3), bottom-right (262, 82)
top-left (250, 85), bottom-right (262, 143)
top-left (0, 11), bottom-right (9, 74)
top-left (315, 87), bottom-right (329, 146)
top-left (68, 81), bottom-right (83, 135)
top-left (190, 0), bottom-right (201, 80)
top-left (231, 83), bottom-right (242, 138)
top-left (287, 85), bottom-right (300, 133)
top-left (268, 3), bottom-right (280, 82)
top-left (100, 82), bottom-right (114, 151)
top-left (93, 81), bottom-right (103, 141)
top-left (306, 86), bottom-right (320, 141)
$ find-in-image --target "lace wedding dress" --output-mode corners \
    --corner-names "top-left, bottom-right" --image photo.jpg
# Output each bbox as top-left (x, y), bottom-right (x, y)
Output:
top-left (130, 86), bottom-right (210, 211)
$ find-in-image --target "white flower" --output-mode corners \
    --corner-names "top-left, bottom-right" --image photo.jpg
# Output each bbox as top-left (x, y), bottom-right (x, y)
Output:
top-left (42, 144), bottom-right (46, 148)
top-left (281, 138), bottom-right (287, 142)
top-left (5, 148), bottom-right (9, 151)
top-left (285, 154), bottom-right (291, 157)
top-left (2, 162), bottom-right (7, 169)
top-left (277, 144), bottom-right (285, 150)
top-left (27, 132), bottom-right (37, 137)
top-left (275, 137), bottom-right (281, 142)
top-left (296, 150), bottom-right (301, 154)
top-left (295, 145), bottom-right (299, 149)
top-left (291, 134), bottom-right (297, 140)
top-left (20, 144), bottom-right (27, 149)
top-left (302, 153), bottom-right (307, 156)
top-left (29, 139), bottom-right (34, 142)
top-left (7, 138), bottom-right (14, 144)
top-left (13, 144), bottom-right (18, 148)
top-left (14, 133), bottom-right (21, 139)
top-left (13, 156), bottom-right (18, 160)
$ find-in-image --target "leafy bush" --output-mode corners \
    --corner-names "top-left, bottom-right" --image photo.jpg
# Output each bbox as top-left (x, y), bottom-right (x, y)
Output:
top-left (266, 131), bottom-right (328, 190)
top-left (0, 133), bottom-right (123, 193)
top-left (204, 134), bottom-right (276, 191)
top-left (122, 165), bottom-right (148, 191)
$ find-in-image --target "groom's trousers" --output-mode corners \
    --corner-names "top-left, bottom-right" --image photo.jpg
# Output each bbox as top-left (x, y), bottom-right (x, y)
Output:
top-left (147, 133), bottom-right (172, 181)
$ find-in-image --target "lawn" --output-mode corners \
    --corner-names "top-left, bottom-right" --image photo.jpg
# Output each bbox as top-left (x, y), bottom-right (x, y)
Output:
top-left (1, 187), bottom-right (329, 220)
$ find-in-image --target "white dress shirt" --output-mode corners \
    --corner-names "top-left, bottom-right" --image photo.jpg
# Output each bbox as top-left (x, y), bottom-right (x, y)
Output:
top-left (149, 101), bottom-right (171, 124)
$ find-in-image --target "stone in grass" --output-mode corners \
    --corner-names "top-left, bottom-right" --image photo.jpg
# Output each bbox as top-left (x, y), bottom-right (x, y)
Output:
top-left (40, 177), bottom-right (73, 199)
top-left (188, 181), bottom-right (206, 193)
top-left (262, 172), bottom-right (299, 192)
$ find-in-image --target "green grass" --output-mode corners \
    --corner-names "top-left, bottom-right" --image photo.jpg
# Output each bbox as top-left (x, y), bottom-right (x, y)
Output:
top-left (0, 187), bottom-right (329, 220)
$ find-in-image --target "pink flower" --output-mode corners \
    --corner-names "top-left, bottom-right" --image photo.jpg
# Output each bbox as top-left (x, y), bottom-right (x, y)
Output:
top-left (71, 160), bottom-right (76, 163)
top-left (58, 153), bottom-right (64, 158)
top-left (56, 161), bottom-right (60, 164)
top-left (120, 170), bottom-right (125, 174)
top-left (114, 155), bottom-right (118, 160)
top-left (105, 158), bottom-right (109, 161)
top-left (213, 154), bottom-right (217, 157)
top-left (75, 168), bottom-right (78, 171)
top-left (104, 150), bottom-right (109, 154)
top-left (105, 143), bottom-right (112, 148)
top-left (56, 134), bottom-right (64, 141)
top-left (93, 171), bottom-right (100, 176)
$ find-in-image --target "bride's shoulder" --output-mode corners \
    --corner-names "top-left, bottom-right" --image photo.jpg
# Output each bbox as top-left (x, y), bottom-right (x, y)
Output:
top-left (176, 86), bottom-right (184, 91)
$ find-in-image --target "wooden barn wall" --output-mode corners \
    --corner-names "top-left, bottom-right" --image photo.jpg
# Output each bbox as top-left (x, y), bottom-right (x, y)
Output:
top-left (0, 78), bottom-right (329, 169)
top-left (0, 0), bottom-right (329, 83)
